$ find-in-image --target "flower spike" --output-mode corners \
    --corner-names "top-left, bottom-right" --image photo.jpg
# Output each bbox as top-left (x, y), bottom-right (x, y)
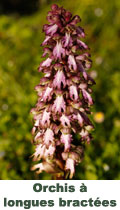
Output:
top-left (31, 4), bottom-right (95, 179)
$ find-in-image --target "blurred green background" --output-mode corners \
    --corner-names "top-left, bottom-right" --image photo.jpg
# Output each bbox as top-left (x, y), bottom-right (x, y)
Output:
top-left (0, 0), bottom-right (120, 180)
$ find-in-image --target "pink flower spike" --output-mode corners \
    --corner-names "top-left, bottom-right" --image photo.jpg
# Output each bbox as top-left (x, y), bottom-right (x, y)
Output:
top-left (82, 89), bottom-right (93, 105)
top-left (68, 55), bottom-right (77, 71)
top-left (45, 24), bottom-right (58, 35)
top-left (53, 41), bottom-right (65, 60)
top-left (69, 85), bottom-right (78, 101)
top-left (65, 158), bottom-right (75, 179)
top-left (53, 95), bottom-right (66, 113)
top-left (61, 133), bottom-right (72, 151)
top-left (44, 128), bottom-right (54, 146)
top-left (43, 87), bottom-right (53, 102)
top-left (60, 115), bottom-right (70, 127)
top-left (53, 70), bottom-right (66, 89)
top-left (31, 4), bottom-right (95, 179)
top-left (41, 110), bottom-right (50, 127)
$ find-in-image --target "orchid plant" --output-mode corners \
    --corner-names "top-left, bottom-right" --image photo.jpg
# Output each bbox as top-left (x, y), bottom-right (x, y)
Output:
top-left (31, 4), bottom-right (95, 179)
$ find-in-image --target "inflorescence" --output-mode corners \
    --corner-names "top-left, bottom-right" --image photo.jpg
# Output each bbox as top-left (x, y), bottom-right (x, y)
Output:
top-left (31, 4), bottom-right (95, 179)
